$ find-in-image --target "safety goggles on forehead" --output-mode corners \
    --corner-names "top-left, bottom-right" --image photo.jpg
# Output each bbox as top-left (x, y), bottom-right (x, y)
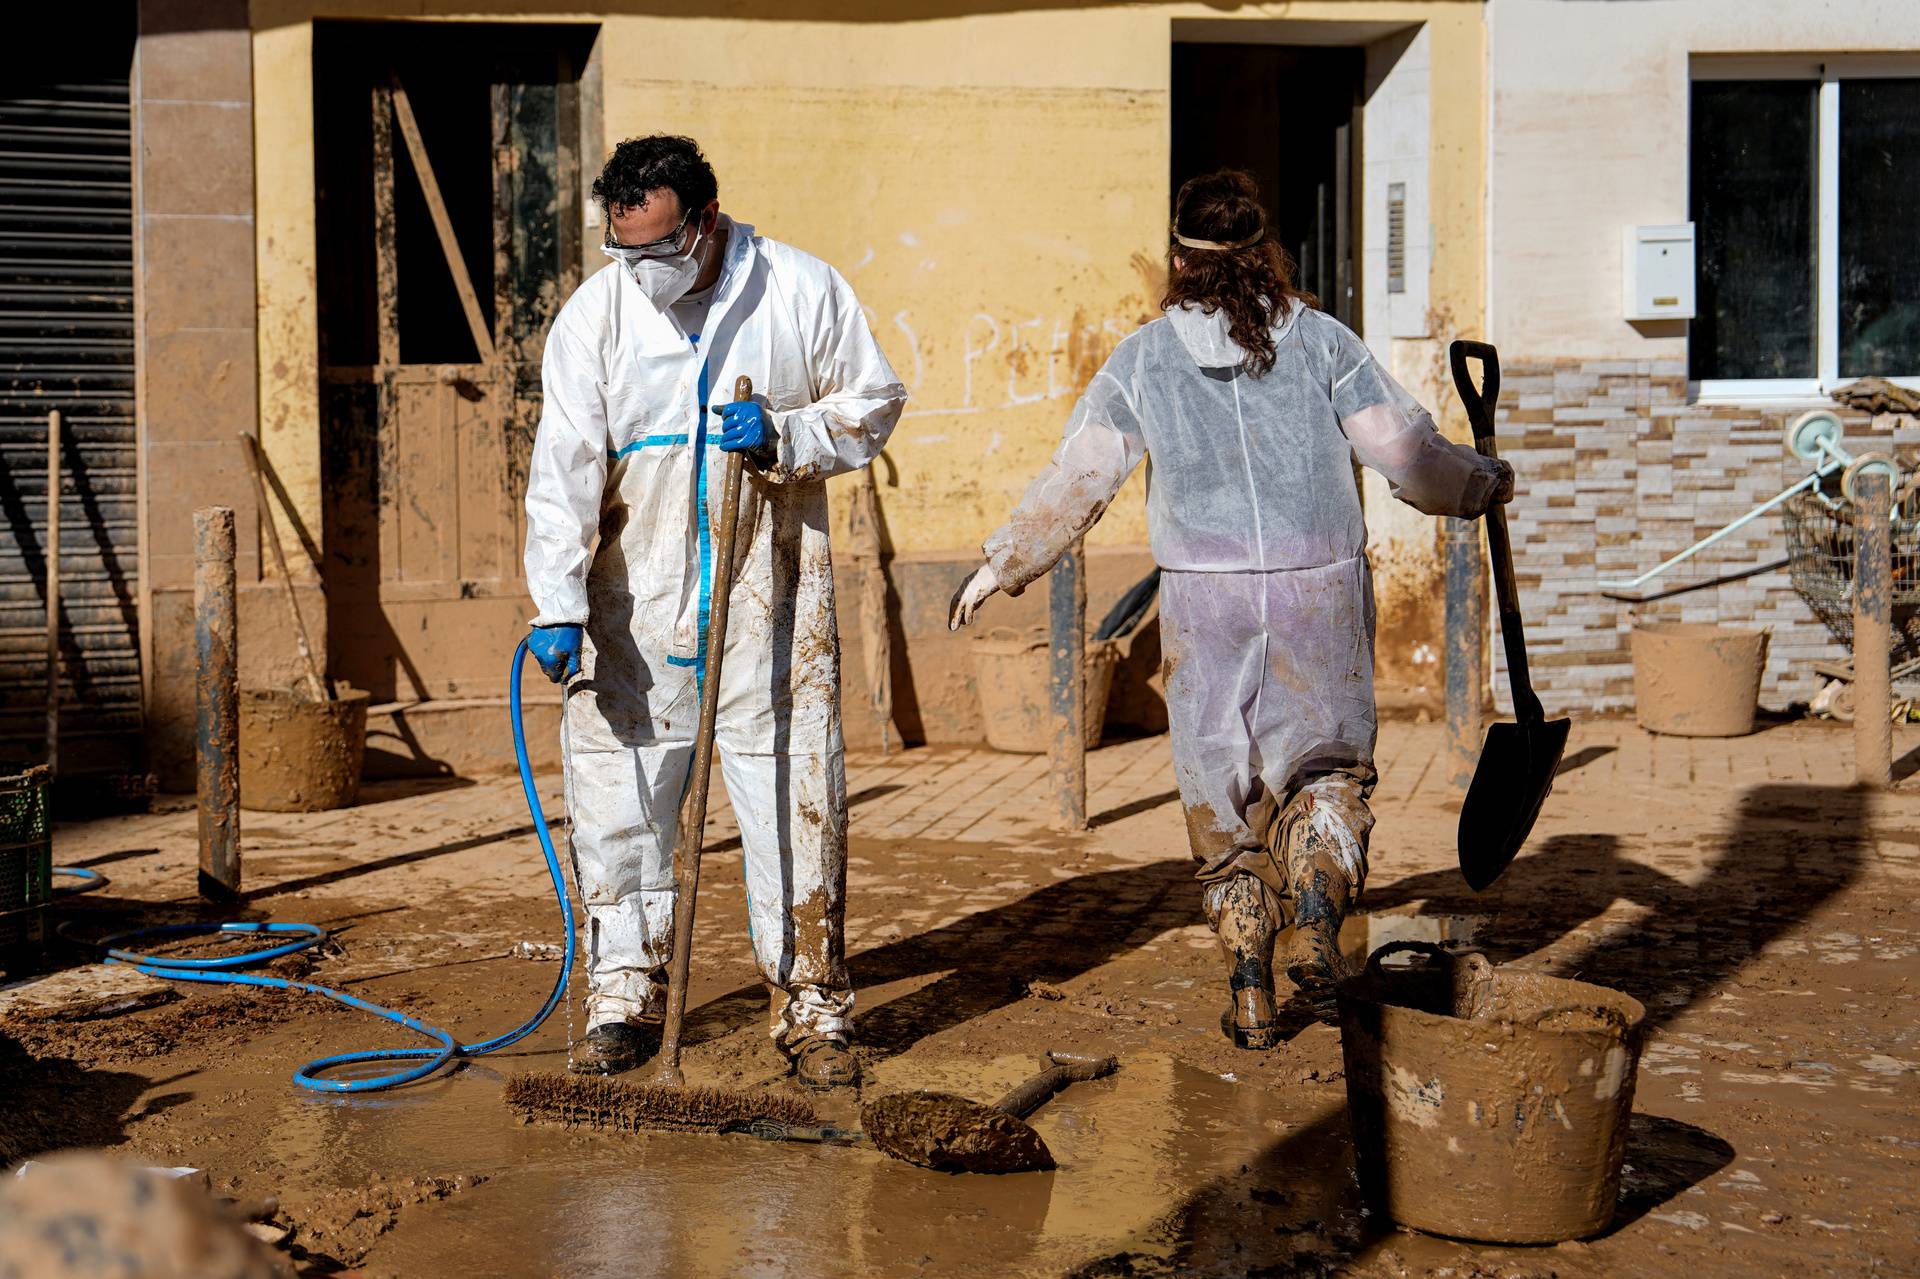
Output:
top-left (604, 205), bottom-right (698, 259)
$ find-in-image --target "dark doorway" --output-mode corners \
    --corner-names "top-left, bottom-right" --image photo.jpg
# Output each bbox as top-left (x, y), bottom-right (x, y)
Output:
top-left (312, 21), bottom-right (594, 719)
top-left (1171, 43), bottom-right (1362, 326)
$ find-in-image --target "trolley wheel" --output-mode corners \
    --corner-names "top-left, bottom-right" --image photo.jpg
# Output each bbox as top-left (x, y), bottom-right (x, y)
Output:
top-left (1830, 682), bottom-right (1856, 724)
top-left (1841, 452), bottom-right (1900, 503)
top-left (1786, 410), bottom-right (1843, 463)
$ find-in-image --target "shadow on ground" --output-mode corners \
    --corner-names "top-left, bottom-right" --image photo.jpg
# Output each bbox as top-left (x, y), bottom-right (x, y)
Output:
top-left (1066, 782), bottom-right (1866, 1274)
top-left (0, 1029), bottom-right (171, 1167)
top-left (685, 855), bottom-right (1205, 1053)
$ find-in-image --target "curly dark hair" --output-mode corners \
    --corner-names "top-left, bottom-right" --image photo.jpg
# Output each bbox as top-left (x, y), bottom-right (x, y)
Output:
top-left (1162, 169), bottom-right (1316, 376)
top-left (591, 135), bottom-right (718, 220)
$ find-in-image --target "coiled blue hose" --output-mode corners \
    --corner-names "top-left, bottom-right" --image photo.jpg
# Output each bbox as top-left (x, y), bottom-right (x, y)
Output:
top-left (53, 866), bottom-right (104, 894)
top-left (73, 639), bottom-right (574, 1093)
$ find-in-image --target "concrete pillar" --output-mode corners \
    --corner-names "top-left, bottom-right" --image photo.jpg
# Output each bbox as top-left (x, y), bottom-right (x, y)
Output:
top-left (1049, 539), bottom-right (1087, 832)
top-left (1853, 473), bottom-right (1892, 789)
top-left (195, 507), bottom-right (239, 897)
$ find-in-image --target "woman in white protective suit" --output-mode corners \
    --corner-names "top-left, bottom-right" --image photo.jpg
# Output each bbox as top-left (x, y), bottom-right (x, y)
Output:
top-left (523, 137), bottom-right (906, 1084)
top-left (950, 169), bottom-right (1512, 1048)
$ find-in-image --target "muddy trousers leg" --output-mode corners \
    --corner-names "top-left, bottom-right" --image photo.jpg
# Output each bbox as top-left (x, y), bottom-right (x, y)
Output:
top-left (1277, 771), bottom-right (1375, 997)
top-left (1200, 874), bottom-right (1283, 1048)
top-left (715, 744), bottom-right (854, 1054)
top-left (564, 739), bottom-right (692, 1030)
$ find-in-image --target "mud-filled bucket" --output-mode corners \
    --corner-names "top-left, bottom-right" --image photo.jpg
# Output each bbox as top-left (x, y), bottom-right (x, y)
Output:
top-left (1337, 942), bottom-right (1648, 1244)
top-left (239, 687), bottom-right (371, 812)
top-left (970, 627), bottom-right (1120, 753)
top-left (1631, 622), bottom-right (1769, 737)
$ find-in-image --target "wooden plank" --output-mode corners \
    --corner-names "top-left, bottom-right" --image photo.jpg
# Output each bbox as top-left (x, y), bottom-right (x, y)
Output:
top-left (376, 371), bottom-right (400, 588)
top-left (394, 380), bottom-right (458, 583)
top-left (388, 70), bottom-right (496, 363)
top-left (371, 81), bottom-right (399, 367)
top-left (554, 53), bottom-right (583, 299)
top-left (491, 80), bottom-right (515, 365)
top-left (45, 410), bottom-right (60, 771)
top-left (457, 373), bottom-right (510, 582)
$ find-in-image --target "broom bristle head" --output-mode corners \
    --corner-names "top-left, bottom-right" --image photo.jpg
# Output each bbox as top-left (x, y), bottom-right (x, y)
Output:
top-left (504, 1071), bottom-right (817, 1134)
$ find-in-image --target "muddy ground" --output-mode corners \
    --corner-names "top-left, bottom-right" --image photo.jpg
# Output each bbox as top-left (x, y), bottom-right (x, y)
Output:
top-left (3, 718), bottom-right (1916, 1277)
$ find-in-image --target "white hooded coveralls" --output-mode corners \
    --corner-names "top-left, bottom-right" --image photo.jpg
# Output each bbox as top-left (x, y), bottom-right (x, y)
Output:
top-left (524, 217), bottom-right (906, 1046)
top-left (983, 304), bottom-right (1501, 914)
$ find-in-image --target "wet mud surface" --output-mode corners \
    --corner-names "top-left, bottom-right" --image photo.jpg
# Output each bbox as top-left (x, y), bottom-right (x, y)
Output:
top-left (5, 722), bottom-right (1918, 1275)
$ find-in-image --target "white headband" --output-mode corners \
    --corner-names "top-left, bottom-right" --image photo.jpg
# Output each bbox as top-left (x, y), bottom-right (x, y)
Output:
top-left (1171, 226), bottom-right (1265, 252)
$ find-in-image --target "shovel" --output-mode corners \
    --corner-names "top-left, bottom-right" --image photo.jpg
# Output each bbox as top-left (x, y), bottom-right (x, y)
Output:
top-left (1450, 340), bottom-right (1569, 891)
top-left (728, 1050), bottom-right (1119, 1174)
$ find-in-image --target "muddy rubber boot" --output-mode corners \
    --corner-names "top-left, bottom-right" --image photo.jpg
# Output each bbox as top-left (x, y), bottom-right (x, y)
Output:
top-left (567, 1021), bottom-right (661, 1076)
top-left (794, 1038), bottom-right (861, 1090)
top-left (1282, 824), bottom-right (1359, 1003)
top-left (1205, 873), bottom-right (1282, 1050)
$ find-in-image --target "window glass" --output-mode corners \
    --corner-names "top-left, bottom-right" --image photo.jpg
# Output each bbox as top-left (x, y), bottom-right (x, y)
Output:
top-left (1839, 79), bottom-right (1920, 377)
top-left (1689, 81), bottom-right (1818, 380)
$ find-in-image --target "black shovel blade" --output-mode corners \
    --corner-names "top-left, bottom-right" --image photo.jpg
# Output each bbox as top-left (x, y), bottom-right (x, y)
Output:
top-left (1457, 715), bottom-right (1571, 891)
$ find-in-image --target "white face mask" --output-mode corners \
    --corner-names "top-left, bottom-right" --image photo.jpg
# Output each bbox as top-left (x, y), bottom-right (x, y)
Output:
top-left (604, 227), bottom-right (707, 307)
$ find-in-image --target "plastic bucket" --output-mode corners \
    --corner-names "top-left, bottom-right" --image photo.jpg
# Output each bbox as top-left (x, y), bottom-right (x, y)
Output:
top-left (1337, 943), bottom-right (1648, 1244)
top-left (1631, 622), bottom-right (1769, 737)
top-left (239, 688), bottom-right (371, 812)
top-left (969, 628), bottom-right (1120, 753)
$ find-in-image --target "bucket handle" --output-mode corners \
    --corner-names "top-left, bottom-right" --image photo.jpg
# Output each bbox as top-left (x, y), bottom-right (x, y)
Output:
top-left (1364, 939), bottom-right (1453, 978)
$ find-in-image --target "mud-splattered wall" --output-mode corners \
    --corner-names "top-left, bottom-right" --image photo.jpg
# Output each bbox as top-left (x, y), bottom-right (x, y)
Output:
top-left (236, 1), bottom-right (1488, 764)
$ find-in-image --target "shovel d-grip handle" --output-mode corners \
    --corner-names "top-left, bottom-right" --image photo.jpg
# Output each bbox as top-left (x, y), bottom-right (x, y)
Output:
top-left (1449, 340), bottom-right (1501, 446)
top-left (1448, 340), bottom-right (1544, 728)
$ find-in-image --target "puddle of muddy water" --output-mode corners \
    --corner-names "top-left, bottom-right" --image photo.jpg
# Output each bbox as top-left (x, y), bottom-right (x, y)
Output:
top-left (239, 1050), bottom-right (1310, 1279)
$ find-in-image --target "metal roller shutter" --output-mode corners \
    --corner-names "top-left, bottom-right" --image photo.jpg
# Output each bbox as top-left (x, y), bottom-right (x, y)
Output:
top-left (0, 58), bottom-right (142, 776)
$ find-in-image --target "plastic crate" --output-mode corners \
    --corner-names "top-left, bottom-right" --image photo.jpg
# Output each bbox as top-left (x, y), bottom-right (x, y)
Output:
top-left (0, 766), bottom-right (51, 911)
top-left (0, 765), bottom-right (51, 955)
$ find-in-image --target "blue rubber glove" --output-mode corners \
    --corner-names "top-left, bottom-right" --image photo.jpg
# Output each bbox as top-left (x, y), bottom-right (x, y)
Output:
top-left (711, 399), bottom-right (772, 455)
top-left (527, 625), bottom-right (583, 683)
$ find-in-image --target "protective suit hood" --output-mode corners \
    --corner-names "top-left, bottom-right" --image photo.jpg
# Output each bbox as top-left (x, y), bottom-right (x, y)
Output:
top-left (1164, 301), bottom-right (1301, 370)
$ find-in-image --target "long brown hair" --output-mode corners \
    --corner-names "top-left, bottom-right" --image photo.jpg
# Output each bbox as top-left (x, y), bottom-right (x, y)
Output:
top-left (1162, 169), bottom-right (1316, 376)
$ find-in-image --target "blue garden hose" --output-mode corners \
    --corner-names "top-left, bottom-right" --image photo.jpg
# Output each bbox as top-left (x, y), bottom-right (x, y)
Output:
top-left (52, 866), bottom-right (104, 894)
top-left (69, 639), bottom-right (575, 1093)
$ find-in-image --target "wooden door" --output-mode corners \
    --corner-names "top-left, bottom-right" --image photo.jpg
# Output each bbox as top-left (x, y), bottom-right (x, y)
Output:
top-left (316, 24), bottom-right (588, 707)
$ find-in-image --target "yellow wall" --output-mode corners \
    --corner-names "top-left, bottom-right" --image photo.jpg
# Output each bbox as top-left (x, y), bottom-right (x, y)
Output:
top-left (252, 16), bottom-right (320, 579)
top-left (249, 0), bottom-right (1485, 566)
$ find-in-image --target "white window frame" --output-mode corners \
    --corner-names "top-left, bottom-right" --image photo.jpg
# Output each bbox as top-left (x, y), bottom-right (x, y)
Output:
top-left (1689, 54), bottom-right (1920, 404)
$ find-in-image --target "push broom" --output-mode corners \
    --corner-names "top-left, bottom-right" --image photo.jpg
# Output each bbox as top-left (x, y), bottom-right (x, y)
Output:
top-left (501, 381), bottom-right (1122, 1173)
top-left (506, 375), bottom-right (808, 1133)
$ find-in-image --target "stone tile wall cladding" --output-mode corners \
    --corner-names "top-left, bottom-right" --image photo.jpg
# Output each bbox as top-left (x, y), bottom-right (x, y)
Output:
top-left (1494, 358), bottom-right (1920, 713)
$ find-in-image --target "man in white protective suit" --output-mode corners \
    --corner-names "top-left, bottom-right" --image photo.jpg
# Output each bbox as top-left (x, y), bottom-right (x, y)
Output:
top-left (950, 169), bottom-right (1512, 1049)
top-left (522, 136), bottom-right (906, 1085)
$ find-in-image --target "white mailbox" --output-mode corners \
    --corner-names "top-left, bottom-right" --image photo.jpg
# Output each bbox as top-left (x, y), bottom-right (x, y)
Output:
top-left (1622, 223), bottom-right (1696, 321)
